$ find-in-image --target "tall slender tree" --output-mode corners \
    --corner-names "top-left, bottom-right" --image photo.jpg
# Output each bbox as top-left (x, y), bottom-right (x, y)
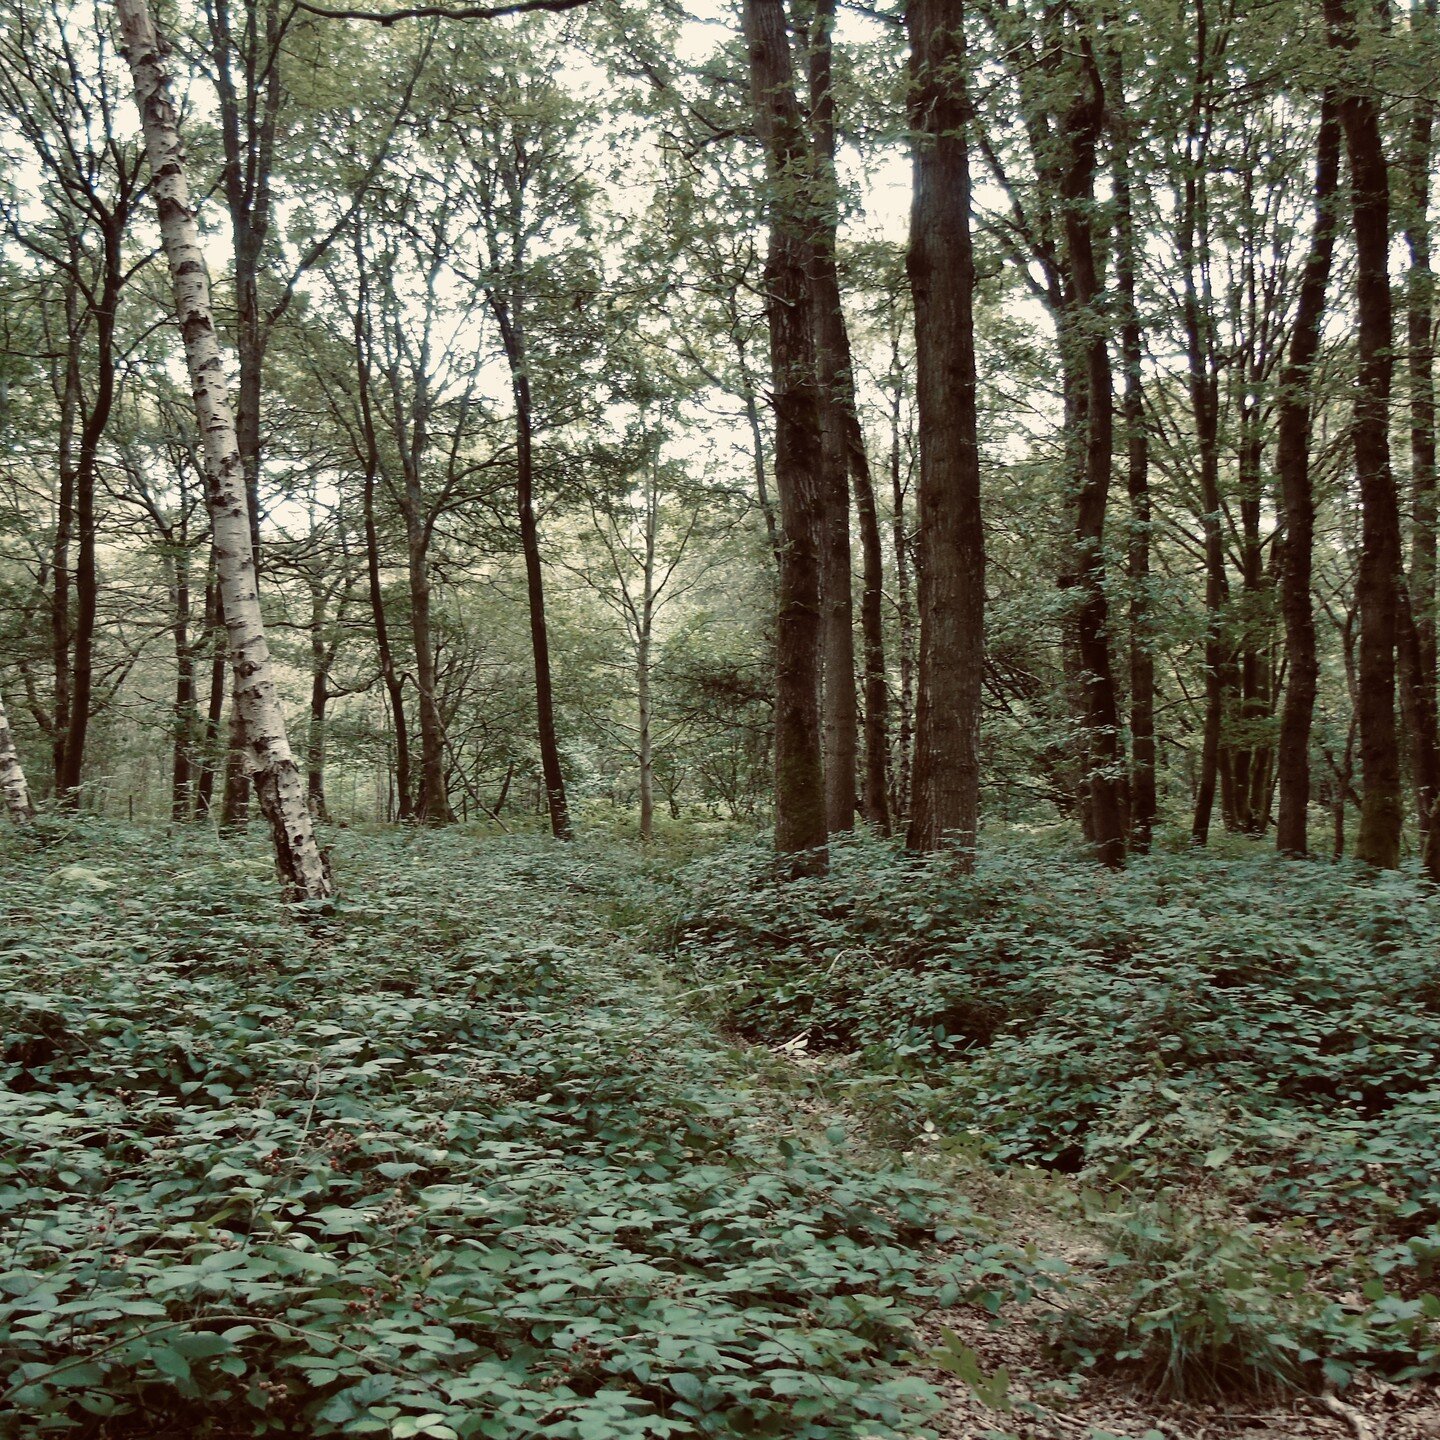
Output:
top-left (806, 0), bottom-right (888, 833)
top-left (1107, 29), bottom-right (1155, 852)
top-left (803, 0), bottom-right (856, 836)
top-left (1275, 97), bottom-right (1341, 859)
top-left (115, 0), bottom-right (333, 899)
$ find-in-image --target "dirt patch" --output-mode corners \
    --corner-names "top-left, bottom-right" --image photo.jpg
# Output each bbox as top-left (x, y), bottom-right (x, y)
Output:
top-left (918, 1304), bottom-right (1440, 1440)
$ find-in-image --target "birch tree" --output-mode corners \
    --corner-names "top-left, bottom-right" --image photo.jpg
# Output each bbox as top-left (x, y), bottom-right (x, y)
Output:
top-left (0, 681), bottom-right (34, 823)
top-left (114, 0), bottom-right (332, 899)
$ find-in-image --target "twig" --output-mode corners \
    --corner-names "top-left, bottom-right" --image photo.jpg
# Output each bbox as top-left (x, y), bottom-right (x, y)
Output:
top-left (1316, 1390), bottom-right (1374, 1440)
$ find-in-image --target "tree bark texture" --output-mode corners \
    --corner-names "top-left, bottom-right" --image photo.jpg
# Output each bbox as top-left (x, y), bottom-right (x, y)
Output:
top-left (0, 683), bottom-right (35, 824)
top-left (1325, 0), bottom-right (1405, 869)
top-left (1275, 97), bottom-right (1340, 858)
top-left (744, 0), bottom-right (828, 874)
top-left (1109, 46), bottom-right (1155, 852)
top-left (496, 305), bottom-right (573, 841)
top-left (116, 0), bottom-right (333, 899)
top-left (807, 0), bottom-right (859, 835)
top-left (1057, 30), bottom-right (1126, 866)
top-left (905, 0), bottom-right (985, 862)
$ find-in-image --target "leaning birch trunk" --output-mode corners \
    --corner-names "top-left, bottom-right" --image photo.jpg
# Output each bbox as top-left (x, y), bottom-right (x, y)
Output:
top-left (0, 683), bottom-right (36, 825)
top-left (114, 0), bottom-right (332, 899)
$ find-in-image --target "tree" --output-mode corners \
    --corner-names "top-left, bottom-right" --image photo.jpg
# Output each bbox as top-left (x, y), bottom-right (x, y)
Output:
top-left (115, 0), bottom-right (332, 899)
top-left (1107, 21), bottom-right (1155, 852)
top-left (0, 0), bottom-right (147, 802)
top-left (1274, 97), bottom-right (1340, 858)
top-left (1324, 0), bottom-right (1404, 869)
top-left (0, 680), bottom-right (35, 822)
top-left (806, 0), bottom-right (888, 833)
top-left (468, 61), bottom-right (595, 842)
top-left (904, 0), bottom-right (984, 862)
top-left (742, 0), bottom-right (827, 875)
top-left (568, 427), bottom-right (718, 842)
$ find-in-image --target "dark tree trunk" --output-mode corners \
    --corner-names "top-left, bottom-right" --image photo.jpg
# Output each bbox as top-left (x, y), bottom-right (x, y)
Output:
top-left (352, 227), bottom-right (414, 821)
top-left (738, 342), bottom-right (783, 563)
top-left (1403, 0), bottom-right (1439, 865)
top-left (220, 688), bottom-right (250, 830)
top-left (1109, 49), bottom-right (1155, 852)
top-left (890, 351), bottom-right (915, 826)
top-left (849, 417), bottom-right (891, 833)
top-left (56, 220), bottom-right (124, 803)
top-left (306, 586), bottom-right (335, 824)
top-left (1231, 415), bottom-right (1270, 835)
top-left (497, 311), bottom-right (572, 842)
top-left (817, 364), bottom-right (857, 834)
top-left (404, 499), bottom-right (451, 824)
top-left (1058, 33), bottom-right (1126, 867)
top-left (169, 539), bottom-right (196, 822)
top-left (905, 0), bottom-right (985, 862)
top-left (50, 303), bottom-right (78, 793)
top-left (307, 676), bottom-right (329, 822)
top-left (743, 0), bottom-right (828, 875)
top-left (1178, 7), bottom-right (1229, 849)
top-left (1275, 98), bottom-right (1341, 858)
top-left (1398, 594), bottom-right (1440, 878)
top-left (194, 575), bottom-right (226, 819)
top-left (1326, 0), bottom-right (1405, 868)
top-left (807, 0), bottom-right (860, 835)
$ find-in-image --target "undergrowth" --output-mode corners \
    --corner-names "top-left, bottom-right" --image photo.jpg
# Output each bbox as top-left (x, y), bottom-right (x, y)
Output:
top-left (667, 832), bottom-right (1440, 1398)
top-left (0, 821), bottom-right (1040, 1439)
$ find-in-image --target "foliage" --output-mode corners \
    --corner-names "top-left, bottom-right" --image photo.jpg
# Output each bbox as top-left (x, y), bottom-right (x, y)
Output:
top-left (667, 832), bottom-right (1440, 1394)
top-left (0, 821), bottom-right (1041, 1438)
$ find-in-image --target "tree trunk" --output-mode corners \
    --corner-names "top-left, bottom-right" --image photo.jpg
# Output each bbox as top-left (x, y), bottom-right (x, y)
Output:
top-left (637, 626), bottom-right (654, 843)
top-left (403, 494), bottom-right (450, 823)
top-left (495, 306), bottom-right (572, 841)
top-left (194, 575), bottom-right (226, 819)
top-left (738, 343), bottom-right (782, 564)
top-left (889, 329), bottom-right (915, 826)
top-left (0, 683), bottom-right (35, 824)
top-left (169, 539), bottom-right (196, 822)
top-left (116, 0), bottom-right (332, 899)
top-left (1326, 0), bottom-right (1405, 869)
top-left (1178, 9), bottom-right (1229, 850)
top-left (1109, 48), bottom-right (1155, 852)
top-left (809, 0), bottom-right (888, 833)
top-left (1398, 592), bottom-right (1440, 878)
top-left (1275, 97), bottom-right (1340, 858)
top-left (1059, 34), bottom-right (1126, 866)
top-left (352, 232), bottom-right (414, 821)
top-left (50, 217), bottom-right (122, 805)
top-left (807, 0), bottom-right (858, 835)
top-left (306, 586), bottom-right (333, 824)
top-left (637, 475), bottom-right (658, 845)
top-left (1229, 411), bottom-right (1272, 835)
top-left (1403, 0), bottom-right (1439, 863)
top-left (220, 684), bottom-right (250, 828)
top-left (905, 0), bottom-right (985, 862)
top-left (743, 0), bottom-right (828, 875)
top-left (51, 316), bottom-right (77, 793)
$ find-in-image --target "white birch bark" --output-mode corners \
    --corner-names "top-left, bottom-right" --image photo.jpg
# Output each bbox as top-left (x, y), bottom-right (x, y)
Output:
top-left (114, 0), bottom-right (332, 899)
top-left (0, 683), bottom-right (36, 825)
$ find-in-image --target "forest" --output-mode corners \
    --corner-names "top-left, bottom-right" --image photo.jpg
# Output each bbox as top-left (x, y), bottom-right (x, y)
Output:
top-left (3, 0), bottom-right (1440, 1434)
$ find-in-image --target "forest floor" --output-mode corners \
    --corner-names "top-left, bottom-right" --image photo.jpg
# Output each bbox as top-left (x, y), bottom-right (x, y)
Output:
top-left (2, 821), bottom-right (1439, 1440)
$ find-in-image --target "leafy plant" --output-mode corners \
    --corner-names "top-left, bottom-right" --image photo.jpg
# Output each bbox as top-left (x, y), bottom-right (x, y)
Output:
top-left (0, 823), bottom-right (1026, 1438)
